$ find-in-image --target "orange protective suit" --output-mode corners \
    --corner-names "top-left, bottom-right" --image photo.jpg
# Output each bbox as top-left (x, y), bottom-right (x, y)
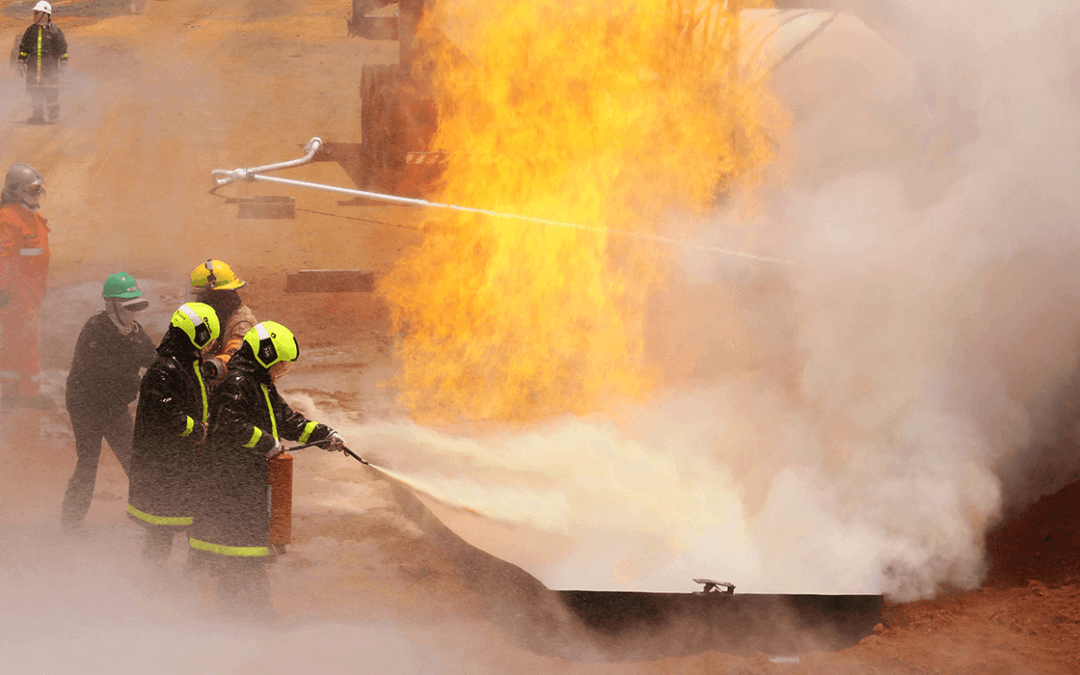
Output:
top-left (0, 201), bottom-right (50, 398)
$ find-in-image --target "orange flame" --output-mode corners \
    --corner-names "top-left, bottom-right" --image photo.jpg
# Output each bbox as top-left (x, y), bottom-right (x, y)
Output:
top-left (380, 0), bottom-right (782, 423)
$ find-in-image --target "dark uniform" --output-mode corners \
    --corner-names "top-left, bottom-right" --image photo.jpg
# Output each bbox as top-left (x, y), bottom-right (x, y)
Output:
top-left (17, 20), bottom-right (67, 123)
top-left (127, 327), bottom-right (211, 563)
top-left (61, 312), bottom-right (156, 527)
top-left (189, 342), bottom-right (332, 614)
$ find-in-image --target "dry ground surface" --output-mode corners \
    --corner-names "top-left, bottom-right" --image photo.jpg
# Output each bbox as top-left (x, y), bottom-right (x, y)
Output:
top-left (1, 1), bottom-right (1079, 674)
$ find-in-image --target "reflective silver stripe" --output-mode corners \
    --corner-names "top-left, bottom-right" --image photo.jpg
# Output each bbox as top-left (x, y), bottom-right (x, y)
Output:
top-left (179, 303), bottom-right (203, 326)
top-left (0, 372), bottom-right (38, 381)
top-left (255, 322), bottom-right (271, 341)
top-left (19, 248), bottom-right (44, 256)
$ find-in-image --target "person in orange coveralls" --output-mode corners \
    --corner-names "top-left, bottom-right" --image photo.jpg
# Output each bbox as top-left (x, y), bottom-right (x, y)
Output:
top-left (0, 162), bottom-right (51, 407)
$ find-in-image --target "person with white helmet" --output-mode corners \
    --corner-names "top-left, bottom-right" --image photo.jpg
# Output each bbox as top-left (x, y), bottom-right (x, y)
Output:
top-left (16, 1), bottom-right (68, 124)
top-left (189, 259), bottom-right (257, 385)
top-left (61, 273), bottom-right (157, 531)
top-left (0, 162), bottom-right (52, 406)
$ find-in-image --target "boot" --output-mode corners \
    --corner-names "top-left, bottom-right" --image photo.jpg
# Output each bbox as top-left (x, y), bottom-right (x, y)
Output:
top-left (47, 106), bottom-right (60, 124)
top-left (27, 109), bottom-right (45, 124)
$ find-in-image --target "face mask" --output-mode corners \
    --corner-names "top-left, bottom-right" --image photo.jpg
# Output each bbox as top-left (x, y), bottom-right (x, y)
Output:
top-left (106, 298), bottom-right (147, 334)
top-left (21, 182), bottom-right (45, 209)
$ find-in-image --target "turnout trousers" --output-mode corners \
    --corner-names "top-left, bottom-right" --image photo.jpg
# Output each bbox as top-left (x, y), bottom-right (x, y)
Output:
top-left (27, 83), bottom-right (60, 122)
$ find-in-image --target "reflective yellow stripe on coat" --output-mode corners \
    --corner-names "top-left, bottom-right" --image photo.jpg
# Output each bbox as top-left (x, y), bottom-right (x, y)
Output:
top-left (193, 359), bottom-right (208, 423)
top-left (260, 384), bottom-right (278, 439)
top-left (298, 420), bottom-right (318, 444)
top-left (189, 537), bottom-right (270, 557)
top-left (127, 503), bottom-right (192, 526)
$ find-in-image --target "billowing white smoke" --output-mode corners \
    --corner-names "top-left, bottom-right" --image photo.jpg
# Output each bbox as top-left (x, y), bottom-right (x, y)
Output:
top-left (327, 0), bottom-right (1080, 601)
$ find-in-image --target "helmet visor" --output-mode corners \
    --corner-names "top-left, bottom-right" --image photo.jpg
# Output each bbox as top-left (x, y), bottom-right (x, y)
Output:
top-left (120, 298), bottom-right (149, 313)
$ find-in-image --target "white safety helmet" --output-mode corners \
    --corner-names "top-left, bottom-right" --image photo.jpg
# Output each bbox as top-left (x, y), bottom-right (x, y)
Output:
top-left (33, 1), bottom-right (51, 15)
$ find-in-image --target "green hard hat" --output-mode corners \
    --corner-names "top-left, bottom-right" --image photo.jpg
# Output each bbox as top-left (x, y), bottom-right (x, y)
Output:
top-left (102, 272), bottom-right (143, 299)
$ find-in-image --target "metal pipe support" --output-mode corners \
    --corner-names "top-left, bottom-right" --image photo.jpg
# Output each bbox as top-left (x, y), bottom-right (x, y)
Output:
top-left (211, 137), bottom-right (323, 187)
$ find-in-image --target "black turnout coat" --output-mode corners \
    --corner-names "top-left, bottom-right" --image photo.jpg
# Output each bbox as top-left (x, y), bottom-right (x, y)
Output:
top-left (17, 22), bottom-right (67, 87)
top-left (189, 345), bottom-right (331, 557)
top-left (65, 312), bottom-right (156, 419)
top-left (127, 327), bottom-right (210, 527)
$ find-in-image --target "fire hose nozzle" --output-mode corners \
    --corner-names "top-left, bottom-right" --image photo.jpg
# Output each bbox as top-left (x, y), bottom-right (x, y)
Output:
top-left (210, 137), bottom-right (323, 188)
top-left (210, 168), bottom-right (251, 187)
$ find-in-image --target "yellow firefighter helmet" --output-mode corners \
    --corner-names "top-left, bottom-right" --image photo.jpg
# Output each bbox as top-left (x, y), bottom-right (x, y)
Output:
top-left (243, 321), bottom-right (299, 369)
top-left (190, 259), bottom-right (246, 292)
top-left (171, 302), bottom-right (221, 351)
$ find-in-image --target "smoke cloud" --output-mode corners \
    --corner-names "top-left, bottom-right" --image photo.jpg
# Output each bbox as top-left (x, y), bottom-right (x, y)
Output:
top-left (340, 0), bottom-right (1080, 602)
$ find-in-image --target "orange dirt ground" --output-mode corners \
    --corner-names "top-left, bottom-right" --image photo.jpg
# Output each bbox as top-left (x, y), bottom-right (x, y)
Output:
top-left (1, 1), bottom-right (1079, 673)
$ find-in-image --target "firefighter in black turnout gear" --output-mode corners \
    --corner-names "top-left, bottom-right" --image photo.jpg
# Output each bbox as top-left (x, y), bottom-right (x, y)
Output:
top-left (16, 2), bottom-right (68, 124)
top-left (61, 273), bottom-right (156, 530)
top-left (127, 303), bottom-right (220, 565)
top-left (189, 321), bottom-right (345, 616)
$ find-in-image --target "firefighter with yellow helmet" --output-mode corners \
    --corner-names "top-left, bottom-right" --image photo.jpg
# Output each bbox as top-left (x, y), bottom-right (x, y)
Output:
top-left (188, 259), bottom-right (256, 385)
top-left (127, 302), bottom-right (220, 565)
top-left (188, 321), bottom-right (345, 616)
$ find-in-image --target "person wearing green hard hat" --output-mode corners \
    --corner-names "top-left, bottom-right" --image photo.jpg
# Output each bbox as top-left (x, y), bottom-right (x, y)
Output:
top-left (61, 272), bottom-right (156, 532)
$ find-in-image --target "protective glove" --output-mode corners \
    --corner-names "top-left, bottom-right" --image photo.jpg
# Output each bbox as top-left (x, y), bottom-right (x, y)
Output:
top-left (192, 421), bottom-right (207, 442)
top-left (199, 360), bottom-right (217, 382)
top-left (266, 438), bottom-right (283, 459)
top-left (17, 62), bottom-right (26, 78)
top-left (0, 289), bottom-right (11, 309)
top-left (325, 430), bottom-right (345, 452)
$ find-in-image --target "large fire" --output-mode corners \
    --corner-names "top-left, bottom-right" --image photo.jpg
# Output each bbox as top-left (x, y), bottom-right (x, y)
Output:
top-left (379, 0), bottom-right (783, 423)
